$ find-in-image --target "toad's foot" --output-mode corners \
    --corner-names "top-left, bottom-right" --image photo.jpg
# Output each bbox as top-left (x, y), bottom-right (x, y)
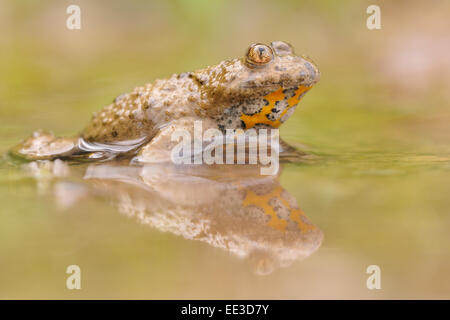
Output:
top-left (10, 131), bottom-right (146, 162)
top-left (10, 131), bottom-right (80, 161)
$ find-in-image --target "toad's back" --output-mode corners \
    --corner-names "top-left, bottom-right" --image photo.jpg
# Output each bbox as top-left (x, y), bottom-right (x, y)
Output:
top-left (82, 73), bottom-right (201, 143)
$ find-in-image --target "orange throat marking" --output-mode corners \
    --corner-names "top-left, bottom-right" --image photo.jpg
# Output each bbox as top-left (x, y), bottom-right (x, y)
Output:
top-left (240, 85), bottom-right (311, 129)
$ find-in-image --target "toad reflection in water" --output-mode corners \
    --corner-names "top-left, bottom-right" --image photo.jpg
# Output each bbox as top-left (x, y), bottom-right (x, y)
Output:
top-left (70, 162), bottom-right (322, 275)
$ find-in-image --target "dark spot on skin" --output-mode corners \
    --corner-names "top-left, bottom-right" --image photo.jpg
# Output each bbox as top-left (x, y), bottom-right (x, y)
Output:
top-left (112, 131), bottom-right (118, 137)
top-left (282, 87), bottom-right (296, 98)
top-left (271, 108), bottom-right (279, 113)
top-left (241, 120), bottom-right (246, 129)
top-left (275, 101), bottom-right (280, 106)
top-left (218, 124), bottom-right (225, 133)
top-left (190, 74), bottom-right (205, 87)
top-left (263, 99), bottom-right (269, 106)
top-left (228, 119), bottom-right (232, 124)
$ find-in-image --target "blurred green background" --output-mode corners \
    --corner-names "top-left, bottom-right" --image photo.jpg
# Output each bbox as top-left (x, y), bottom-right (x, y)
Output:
top-left (0, 0), bottom-right (449, 298)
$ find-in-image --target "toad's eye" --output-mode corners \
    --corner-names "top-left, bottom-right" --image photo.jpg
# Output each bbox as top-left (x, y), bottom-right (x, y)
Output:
top-left (246, 44), bottom-right (273, 67)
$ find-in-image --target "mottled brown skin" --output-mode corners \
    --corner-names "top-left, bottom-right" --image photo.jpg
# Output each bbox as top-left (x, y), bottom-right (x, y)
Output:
top-left (82, 163), bottom-right (323, 275)
top-left (12, 41), bottom-right (320, 162)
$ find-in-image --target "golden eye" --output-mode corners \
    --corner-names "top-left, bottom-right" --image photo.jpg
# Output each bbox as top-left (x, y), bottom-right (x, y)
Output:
top-left (246, 44), bottom-right (273, 66)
